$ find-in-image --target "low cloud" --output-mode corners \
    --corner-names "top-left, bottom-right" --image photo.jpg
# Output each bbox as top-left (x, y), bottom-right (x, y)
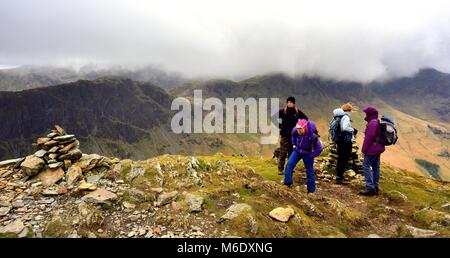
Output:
top-left (1, 0), bottom-right (450, 82)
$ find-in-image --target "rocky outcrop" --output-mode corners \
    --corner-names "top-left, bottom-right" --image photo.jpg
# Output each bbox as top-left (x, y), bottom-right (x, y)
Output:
top-left (0, 220), bottom-right (25, 235)
top-left (184, 193), bottom-right (204, 212)
top-left (20, 155), bottom-right (45, 176)
top-left (33, 167), bottom-right (65, 187)
top-left (401, 225), bottom-right (438, 238)
top-left (269, 207), bottom-right (295, 222)
top-left (82, 188), bottom-right (118, 205)
top-left (220, 203), bottom-right (252, 221)
top-left (427, 125), bottom-right (449, 136)
top-left (155, 191), bottom-right (179, 207)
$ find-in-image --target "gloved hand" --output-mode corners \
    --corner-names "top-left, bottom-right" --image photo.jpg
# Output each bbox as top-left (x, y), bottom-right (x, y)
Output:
top-left (353, 128), bottom-right (358, 136)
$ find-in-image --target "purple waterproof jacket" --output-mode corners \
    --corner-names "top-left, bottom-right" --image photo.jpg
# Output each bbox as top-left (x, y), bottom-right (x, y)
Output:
top-left (362, 106), bottom-right (385, 155)
top-left (291, 120), bottom-right (323, 158)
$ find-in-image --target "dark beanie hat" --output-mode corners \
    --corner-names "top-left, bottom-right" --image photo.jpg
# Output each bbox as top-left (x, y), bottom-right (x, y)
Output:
top-left (287, 96), bottom-right (296, 104)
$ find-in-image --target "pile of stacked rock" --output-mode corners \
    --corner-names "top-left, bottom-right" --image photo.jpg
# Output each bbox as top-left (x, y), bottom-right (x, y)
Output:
top-left (20, 125), bottom-right (82, 178)
top-left (325, 140), bottom-right (363, 174)
top-left (0, 125), bottom-right (119, 193)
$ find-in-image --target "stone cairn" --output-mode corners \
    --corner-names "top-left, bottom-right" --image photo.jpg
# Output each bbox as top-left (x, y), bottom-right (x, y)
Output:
top-left (0, 124), bottom-right (118, 192)
top-left (324, 140), bottom-right (363, 174)
top-left (19, 125), bottom-right (82, 177)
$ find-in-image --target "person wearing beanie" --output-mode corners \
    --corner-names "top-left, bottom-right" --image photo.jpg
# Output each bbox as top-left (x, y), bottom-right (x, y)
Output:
top-left (277, 96), bottom-right (309, 175)
top-left (332, 103), bottom-right (358, 185)
top-left (283, 119), bottom-right (323, 193)
top-left (287, 96), bottom-right (296, 104)
top-left (360, 106), bottom-right (385, 196)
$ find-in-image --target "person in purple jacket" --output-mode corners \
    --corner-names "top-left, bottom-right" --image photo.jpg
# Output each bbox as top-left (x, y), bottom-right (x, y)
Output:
top-left (360, 106), bottom-right (385, 196)
top-left (283, 119), bottom-right (323, 193)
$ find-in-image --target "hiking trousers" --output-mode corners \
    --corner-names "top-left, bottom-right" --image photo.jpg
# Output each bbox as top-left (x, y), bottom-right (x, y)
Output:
top-left (283, 149), bottom-right (316, 193)
top-left (336, 141), bottom-right (353, 180)
top-left (363, 155), bottom-right (381, 191)
top-left (278, 135), bottom-right (293, 172)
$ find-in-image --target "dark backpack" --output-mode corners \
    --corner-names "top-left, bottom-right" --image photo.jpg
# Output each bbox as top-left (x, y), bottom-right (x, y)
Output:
top-left (329, 115), bottom-right (344, 142)
top-left (379, 115), bottom-right (398, 146)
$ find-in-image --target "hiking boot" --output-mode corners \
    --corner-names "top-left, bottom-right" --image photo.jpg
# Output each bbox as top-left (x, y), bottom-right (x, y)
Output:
top-left (375, 186), bottom-right (379, 195)
top-left (280, 180), bottom-right (292, 188)
top-left (358, 189), bottom-right (377, 196)
top-left (307, 191), bottom-right (318, 200)
top-left (335, 179), bottom-right (350, 185)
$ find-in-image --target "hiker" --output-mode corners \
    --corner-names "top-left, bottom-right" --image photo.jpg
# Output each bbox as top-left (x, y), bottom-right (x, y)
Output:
top-left (331, 103), bottom-right (358, 185)
top-left (283, 119), bottom-right (323, 193)
top-left (277, 96), bottom-right (308, 175)
top-left (360, 106), bottom-right (385, 196)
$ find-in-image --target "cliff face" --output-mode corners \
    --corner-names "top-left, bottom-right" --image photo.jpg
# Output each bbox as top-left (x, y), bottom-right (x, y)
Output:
top-left (0, 77), bottom-right (173, 159)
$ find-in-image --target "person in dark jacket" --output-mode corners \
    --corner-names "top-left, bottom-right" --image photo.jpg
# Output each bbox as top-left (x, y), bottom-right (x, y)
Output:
top-left (333, 103), bottom-right (358, 185)
top-left (277, 96), bottom-right (308, 174)
top-left (283, 119), bottom-right (323, 193)
top-left (360, 106), bottom-right (385, 196)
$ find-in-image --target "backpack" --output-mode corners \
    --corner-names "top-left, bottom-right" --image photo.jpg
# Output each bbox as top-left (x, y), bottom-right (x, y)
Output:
top-left (379, 115), bottom-right (398, 146)
top-left (329, 115), bottom-right (344, 142)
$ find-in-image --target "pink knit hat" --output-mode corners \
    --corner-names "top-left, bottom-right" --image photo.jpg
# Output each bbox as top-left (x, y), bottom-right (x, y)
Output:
top-left (296, 119), bottom-right (309, 134)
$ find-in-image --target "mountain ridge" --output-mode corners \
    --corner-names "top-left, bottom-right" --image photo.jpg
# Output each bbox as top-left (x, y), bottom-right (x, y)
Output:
top-left (0, 71), bottom-right (448, 180)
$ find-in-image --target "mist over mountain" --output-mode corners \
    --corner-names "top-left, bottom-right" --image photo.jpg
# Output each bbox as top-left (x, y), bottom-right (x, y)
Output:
top-left (370, 68), bottom-right (450, 122)
top-left (0, 65), bottom-right (186, 91)
top-left (2, 1), bottom-right (450, 83)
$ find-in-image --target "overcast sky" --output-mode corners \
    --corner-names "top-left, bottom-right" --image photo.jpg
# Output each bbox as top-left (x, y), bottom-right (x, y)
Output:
top-left (1, 0), bottom-right (450, 82)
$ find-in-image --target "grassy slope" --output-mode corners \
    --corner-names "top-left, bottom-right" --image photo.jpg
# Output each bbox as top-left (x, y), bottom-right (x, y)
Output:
top-left (206, 154), bottom-right (449, 237)
top-left (122, 154), bottom-right (450, 237)
top-left (6, 153), bottom-right (447, 238)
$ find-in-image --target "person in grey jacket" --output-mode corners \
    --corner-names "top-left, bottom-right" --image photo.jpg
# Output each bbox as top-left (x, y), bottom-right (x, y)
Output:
top-left (333, 103), bottom-right (358, 184)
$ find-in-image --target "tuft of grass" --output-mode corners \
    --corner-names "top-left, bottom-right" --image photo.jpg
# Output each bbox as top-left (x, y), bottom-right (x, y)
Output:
top-left (0, 233), bottom-right (17, 238)
top-left (413, 208), bottom-right (449, 227)
top-left (380, 166), bottom-right (450, 209)
top-left (120, 163), bottom-right (132, 179)
top-left (197, 158), bottom-right (215, 172)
